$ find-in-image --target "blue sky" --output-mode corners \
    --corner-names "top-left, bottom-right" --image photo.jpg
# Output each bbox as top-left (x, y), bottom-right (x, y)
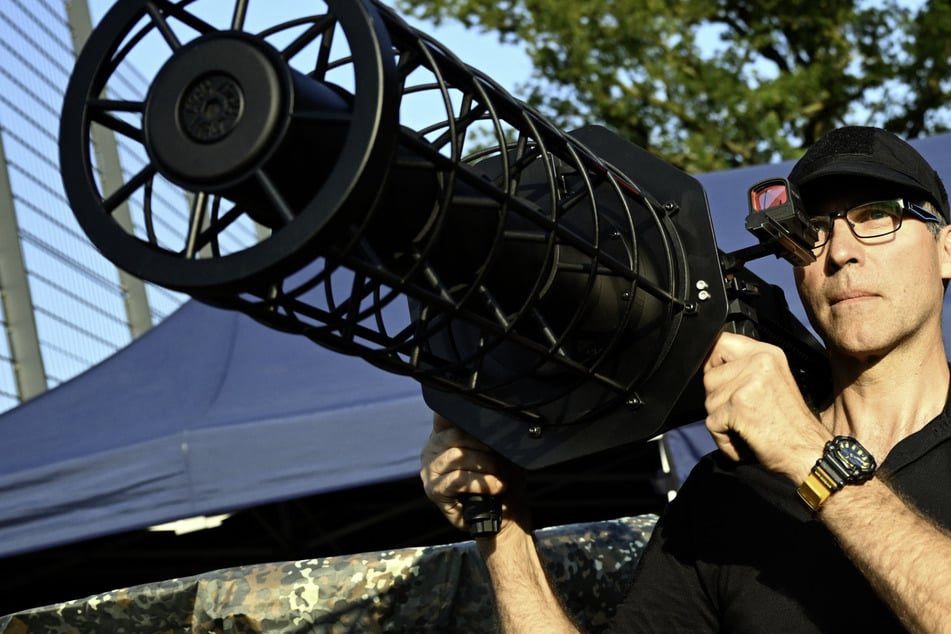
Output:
top-left (86, 0), bottom-right (534, 99)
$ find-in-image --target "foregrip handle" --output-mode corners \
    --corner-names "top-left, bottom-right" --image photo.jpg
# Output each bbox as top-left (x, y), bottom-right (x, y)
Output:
top-left (461, 494), bottom-right (502, 537)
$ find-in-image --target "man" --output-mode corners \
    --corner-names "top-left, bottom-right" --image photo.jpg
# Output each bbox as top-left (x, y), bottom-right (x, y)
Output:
top-left (420, 126), bottom-right (951, 632)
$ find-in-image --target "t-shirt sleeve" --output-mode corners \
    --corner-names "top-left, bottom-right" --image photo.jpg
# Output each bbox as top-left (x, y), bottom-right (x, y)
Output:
top-left (607, 457), bottom-right (719, 632)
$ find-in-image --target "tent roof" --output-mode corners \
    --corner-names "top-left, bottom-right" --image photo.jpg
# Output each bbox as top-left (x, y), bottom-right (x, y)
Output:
top-left (0, 299), bottom-right (433, 557)
top-left (2, 131), bottom-right (950, 559)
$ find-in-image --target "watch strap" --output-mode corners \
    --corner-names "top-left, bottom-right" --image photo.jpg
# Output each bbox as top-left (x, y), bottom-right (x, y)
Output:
top-left (816, 453), bottom-right (848, 488)
top-left (797, 463), bottom-right (840, 511)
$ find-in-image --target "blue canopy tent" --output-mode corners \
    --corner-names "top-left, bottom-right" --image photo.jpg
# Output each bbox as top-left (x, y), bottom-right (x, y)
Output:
top-left (0, 299), bottom-right (433, 558)
top-left (1, 131), bottom-right (949, 571)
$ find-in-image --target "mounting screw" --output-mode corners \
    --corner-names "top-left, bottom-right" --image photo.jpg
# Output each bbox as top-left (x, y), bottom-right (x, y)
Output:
top-left (626, 394), bottom-right (644, 409)
top-left (610, 228), bottom-right (622, 239)
top-left (621, 290), bottom-right (633, 301)
top-left (663, 201), bottom-right (679, 215)
top-left (696, 280), bottom-right (712, 301)
top-left (528, 425), bottom-right (543, 438)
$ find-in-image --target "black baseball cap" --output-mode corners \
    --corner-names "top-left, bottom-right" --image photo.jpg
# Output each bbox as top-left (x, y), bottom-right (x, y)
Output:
top-left (788, 126), bottom-right (950, 222)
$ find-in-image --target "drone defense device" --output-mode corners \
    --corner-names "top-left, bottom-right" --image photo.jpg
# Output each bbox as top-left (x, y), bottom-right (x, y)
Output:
top-left (61, 0), bottom-right (828, 481)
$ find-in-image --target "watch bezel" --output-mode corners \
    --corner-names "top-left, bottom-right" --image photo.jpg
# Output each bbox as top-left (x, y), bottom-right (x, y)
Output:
top-left (826, 435), bottom-right (877, 484)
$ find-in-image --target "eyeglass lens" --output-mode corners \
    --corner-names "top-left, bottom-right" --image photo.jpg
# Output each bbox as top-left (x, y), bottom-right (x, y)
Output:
top-left (811, 201), bottom-right (904, 247)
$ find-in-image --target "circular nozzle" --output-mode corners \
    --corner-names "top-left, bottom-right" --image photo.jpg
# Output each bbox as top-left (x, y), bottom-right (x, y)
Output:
top-left (144, 32), bottom-right (288, 189)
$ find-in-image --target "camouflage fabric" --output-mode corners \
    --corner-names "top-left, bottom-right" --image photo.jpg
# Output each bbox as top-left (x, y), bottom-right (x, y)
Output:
top-left (1, 515), bottom-right (656, 633)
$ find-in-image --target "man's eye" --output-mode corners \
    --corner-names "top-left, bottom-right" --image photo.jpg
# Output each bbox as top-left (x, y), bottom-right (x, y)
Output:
top-left (853, 208), bottom-right (886, 222)
top-left (851, 203), bottom-right (897, 223)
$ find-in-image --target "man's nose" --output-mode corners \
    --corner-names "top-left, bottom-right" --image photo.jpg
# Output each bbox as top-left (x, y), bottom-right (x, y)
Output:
top-left (824, 216), bottom-right (863, 262)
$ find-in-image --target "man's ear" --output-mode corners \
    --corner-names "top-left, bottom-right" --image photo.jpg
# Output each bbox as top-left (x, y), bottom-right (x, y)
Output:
top-left (939, 225), bottom-right (951, 281)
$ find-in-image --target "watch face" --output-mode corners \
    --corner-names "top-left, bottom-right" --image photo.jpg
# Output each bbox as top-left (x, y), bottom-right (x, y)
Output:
top-left (832, 437), bottom-right (876, 476)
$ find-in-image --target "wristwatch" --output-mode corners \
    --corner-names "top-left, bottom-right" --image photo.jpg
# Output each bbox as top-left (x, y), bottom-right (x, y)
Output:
top-left (797, 436), bottom-right (877, 512)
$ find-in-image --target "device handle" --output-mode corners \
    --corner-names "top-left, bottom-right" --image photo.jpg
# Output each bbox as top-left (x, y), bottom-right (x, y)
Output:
top-left (461, 494), bottom-right (502, 538)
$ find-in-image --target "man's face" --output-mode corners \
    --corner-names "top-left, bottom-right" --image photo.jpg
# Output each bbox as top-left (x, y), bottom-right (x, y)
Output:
top-left (794, 184), bottom-right (949, 361)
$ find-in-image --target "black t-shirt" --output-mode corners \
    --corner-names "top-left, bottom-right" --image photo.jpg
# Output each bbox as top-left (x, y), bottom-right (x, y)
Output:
top-left (609, 397), bottom-right (951, 632)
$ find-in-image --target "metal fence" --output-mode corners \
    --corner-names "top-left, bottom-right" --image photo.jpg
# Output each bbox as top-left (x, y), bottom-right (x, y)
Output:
top-left (0, 0), bottom-right (258, 414)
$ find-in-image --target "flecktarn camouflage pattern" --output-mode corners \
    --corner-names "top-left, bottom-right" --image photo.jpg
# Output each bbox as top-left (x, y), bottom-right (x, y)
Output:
top-left (1, 515), bottom-right (656, 633)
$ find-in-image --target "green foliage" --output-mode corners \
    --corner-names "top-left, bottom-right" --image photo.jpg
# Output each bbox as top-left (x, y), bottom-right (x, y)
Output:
top-left (396, 0), bottom-right (951, 171)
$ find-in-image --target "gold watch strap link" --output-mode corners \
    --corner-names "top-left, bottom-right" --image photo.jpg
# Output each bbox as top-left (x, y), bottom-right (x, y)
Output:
top-left (797, 464), bottom-right (839, 512)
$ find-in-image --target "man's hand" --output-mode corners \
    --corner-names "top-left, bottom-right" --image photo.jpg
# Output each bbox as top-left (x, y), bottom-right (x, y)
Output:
top-left (420, 414), bottom-right (527, 535)
top-left (420, 414), bottom-right (579, 633)
top-left (702, 331), bottom-right (830, 483)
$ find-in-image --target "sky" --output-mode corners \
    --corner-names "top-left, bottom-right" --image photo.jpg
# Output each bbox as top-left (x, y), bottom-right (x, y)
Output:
top-left (86, 0), bottom-right (534, 101)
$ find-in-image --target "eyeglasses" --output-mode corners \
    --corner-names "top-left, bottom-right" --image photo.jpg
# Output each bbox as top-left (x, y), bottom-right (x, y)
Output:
top-left (809, 199), bottom-right (941, 250)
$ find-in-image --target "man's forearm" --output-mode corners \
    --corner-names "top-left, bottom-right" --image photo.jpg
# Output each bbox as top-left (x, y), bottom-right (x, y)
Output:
top-left (822, 477), bottom-right (951, 633)
top-left (478, 528), bottom-right (581, 633)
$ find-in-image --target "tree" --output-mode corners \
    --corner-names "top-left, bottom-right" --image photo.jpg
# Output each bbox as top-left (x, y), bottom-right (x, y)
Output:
top-left (395, 0), bottom-right (951, 172)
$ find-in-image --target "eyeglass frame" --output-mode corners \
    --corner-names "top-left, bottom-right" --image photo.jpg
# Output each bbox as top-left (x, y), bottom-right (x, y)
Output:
top-left (809, 199), bottom-right (943, 250)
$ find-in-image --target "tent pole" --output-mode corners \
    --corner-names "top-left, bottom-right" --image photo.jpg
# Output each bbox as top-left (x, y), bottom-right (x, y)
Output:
top-left (0, 123), bottom-right (46, 401)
